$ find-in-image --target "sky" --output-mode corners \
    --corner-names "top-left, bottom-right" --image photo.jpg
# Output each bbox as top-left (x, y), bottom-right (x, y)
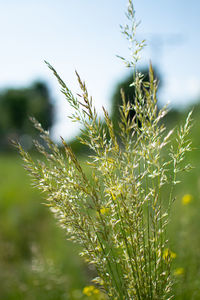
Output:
top-left (0, 0), bottom-right (200, 141)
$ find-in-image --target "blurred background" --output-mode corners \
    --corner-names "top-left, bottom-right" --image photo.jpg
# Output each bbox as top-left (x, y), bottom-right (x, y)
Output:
top-left (0, 0), bottom-right (200, 299)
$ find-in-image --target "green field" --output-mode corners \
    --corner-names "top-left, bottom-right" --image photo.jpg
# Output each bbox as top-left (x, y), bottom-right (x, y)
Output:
top-left (1, 109), bottom-right (200, 299)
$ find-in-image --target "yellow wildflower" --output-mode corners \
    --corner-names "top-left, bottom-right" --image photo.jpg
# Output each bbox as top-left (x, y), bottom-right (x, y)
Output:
top-left (83, 285), bottom-right (100, 296)
top-left (182, 194), bottom-right (193, 205)
top-left (163, 248), bottom-right (176, 262)
top-left (100, 207), bottom-right (110, 215)
top-left (171, 251), bottom-right (177, 259)
top-left (174, 267), bottom-right (184, 276)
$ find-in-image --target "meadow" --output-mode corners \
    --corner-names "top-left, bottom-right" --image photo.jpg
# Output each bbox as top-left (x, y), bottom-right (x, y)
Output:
top-left (0, 106), bottom-right (200, 299)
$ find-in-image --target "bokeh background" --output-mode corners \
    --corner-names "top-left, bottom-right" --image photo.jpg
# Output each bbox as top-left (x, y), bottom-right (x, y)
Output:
top-left (0, 0), bottom-right (200, 299)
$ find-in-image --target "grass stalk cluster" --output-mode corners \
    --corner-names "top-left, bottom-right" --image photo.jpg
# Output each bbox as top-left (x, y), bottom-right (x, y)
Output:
top-left (14, 1), bottom-right (193, 299)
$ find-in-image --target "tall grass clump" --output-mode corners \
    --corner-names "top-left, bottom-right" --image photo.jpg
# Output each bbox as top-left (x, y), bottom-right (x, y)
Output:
top-left (14, 1), bottom-right (193, 299)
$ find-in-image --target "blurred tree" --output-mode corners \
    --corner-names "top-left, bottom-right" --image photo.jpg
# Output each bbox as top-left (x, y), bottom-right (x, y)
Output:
top-left (0, 81), bottom-right (53, 150)
top-left (111, 67), bottom-right (161, 130)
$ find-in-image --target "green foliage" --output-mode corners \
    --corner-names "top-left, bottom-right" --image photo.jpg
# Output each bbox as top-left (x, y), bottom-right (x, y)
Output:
top-left (14, 1), bottom-right (194, 299)
top-left (0, 81), bottom-right (53, 150)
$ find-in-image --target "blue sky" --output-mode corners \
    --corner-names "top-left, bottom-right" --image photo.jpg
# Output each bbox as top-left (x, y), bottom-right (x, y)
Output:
top-left (1, 0), bottom-right (200, 141)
